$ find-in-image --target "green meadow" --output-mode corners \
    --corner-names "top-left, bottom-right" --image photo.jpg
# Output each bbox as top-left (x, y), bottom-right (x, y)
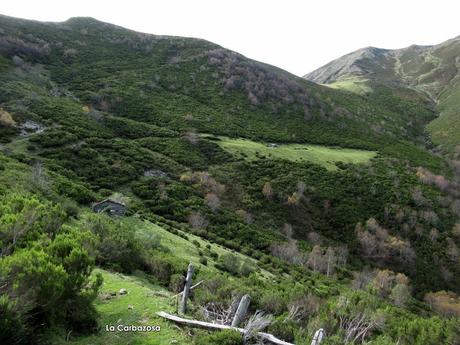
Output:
top-left (213, 136), bottom-right (377, 170)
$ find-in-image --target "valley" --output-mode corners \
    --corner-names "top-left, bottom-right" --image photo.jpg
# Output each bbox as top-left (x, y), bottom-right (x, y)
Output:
top-left (0, 14), bottom-right (460, 345)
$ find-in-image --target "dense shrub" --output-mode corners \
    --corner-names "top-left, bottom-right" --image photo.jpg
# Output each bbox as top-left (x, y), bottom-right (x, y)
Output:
top-left (196, 330), bottom-right (243, 345)
top-left (0, 195), bottom-right (102, 344)
top-left (85, 215), bottom-right (144, 272)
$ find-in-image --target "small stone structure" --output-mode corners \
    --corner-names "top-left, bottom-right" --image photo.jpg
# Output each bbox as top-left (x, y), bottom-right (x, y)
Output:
top-left (92, 199), bottom-right (126, 216)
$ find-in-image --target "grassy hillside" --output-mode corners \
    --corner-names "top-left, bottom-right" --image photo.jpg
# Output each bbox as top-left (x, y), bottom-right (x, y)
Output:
top-left (427, 78), bottom-right (460, 152)
top-left (58, 269), bottom-right (189, 345)
top-left (209, 136), bottom-right (376, 170)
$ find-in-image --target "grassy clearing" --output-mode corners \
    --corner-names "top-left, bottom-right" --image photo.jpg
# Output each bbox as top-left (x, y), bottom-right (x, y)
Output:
top-left (57, 268), bottom-right (190, 345)
top-left (130, 217), bottom-right (272, 279)
top-left (212, 136), bottom-right (376, 170)
top-left (327, 76), bottom-right (373, 94)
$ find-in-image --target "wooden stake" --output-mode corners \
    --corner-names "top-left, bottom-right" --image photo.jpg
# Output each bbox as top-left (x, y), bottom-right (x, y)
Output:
top-left (231, 294), bottom-right (251, 327)
top-left (311, 328), bottom-right (325, 345)
top-left (179, 263), bottom-right (194, 314)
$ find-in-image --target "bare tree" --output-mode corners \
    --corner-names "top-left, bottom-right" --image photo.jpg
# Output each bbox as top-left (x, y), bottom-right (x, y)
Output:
top-left (262, 182), bottom-right (273, 200)
top-left (447, 238), bottom-right (459, 262)
top-left (0, 108), bottom-right (15, 127)
top-left (452, 223), bottom-right (460, 238)
top-left (243, 311), bottom-right (272, 345)
top-left (351, 269), bottom-right (374, 290)
top-left (188, 212), bottom-right (208, 229)
top-left (297, 181), bottom-right (307, 195)
top-left (287, 192), bottom-right (301, 205)
top-left (205, 193), bottom-right (221, 212)
top-left (183, 129), bottom-right (199, 145)
top-left (282, 223), bottom-right (293, 239)
top-left (202, 297), bottom-right (240, 325)
top-left (307, 245), bottom-right (326, 273)
top-left (335, 297), bottom-right (385, 344)
top-left (236, 209), bottom-right (253, 224)
top-left (325, 247), bottom-right (336, 277)
top-left (307, 232), bottom-right (322, 245)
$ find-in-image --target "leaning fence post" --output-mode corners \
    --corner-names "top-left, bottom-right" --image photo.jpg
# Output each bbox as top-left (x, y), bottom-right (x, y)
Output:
top-left (231, 294), bottom-right (251, 327)
top-left (179, 263), bottom-right (194, 315)
top-left (311, 328), bottom-right (325, 345)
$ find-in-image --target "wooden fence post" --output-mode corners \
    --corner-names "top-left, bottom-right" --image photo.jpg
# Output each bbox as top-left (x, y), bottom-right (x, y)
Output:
top-left (179, 263), bottom-right (194, 315)
top-left (231, 294), bottom-right (251, 327)
top-left (311, 328), bottom-right (325, 345)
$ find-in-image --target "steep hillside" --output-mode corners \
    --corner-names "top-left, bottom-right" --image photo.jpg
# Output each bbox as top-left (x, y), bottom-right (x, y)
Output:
top-left (304, 36), bottom-right (460, 152)
top-left (0, 14), bottom-right (442, 150)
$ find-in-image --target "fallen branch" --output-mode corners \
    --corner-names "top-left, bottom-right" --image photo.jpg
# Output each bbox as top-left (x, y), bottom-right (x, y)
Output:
top-left (156, 311), bottom-right (295, 345)
top-left (172, 280), bottom-right (204, 298)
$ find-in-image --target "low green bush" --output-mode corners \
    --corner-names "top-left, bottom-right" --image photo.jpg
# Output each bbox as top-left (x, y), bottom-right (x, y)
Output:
top-left (196, 330), bottom-right (243, 345)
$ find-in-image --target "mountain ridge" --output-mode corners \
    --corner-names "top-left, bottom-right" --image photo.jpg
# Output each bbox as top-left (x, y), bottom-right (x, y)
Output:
top-left (304, 34), bottom-right (460, 153)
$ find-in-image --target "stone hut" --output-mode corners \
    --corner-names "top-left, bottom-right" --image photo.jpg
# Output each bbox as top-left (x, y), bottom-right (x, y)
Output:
top-left (92, 199), bottom-right (126, 216)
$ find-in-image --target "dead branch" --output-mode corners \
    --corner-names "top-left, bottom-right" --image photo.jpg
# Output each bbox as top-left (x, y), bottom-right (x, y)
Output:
top-left (172, 280), bottom-right (204, 298)
top-left (156, 311), bottom-right (295, 345)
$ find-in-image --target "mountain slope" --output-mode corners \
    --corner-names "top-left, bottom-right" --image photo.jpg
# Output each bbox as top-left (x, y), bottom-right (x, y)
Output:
top-left (1, 14), bottom-right (460, 345)
top-left (304, 36), bottom-right (460, 152)
top-left (0, 14), bottom-right (443, 152)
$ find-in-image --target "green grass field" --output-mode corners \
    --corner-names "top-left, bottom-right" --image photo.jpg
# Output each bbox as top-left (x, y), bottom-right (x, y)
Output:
top-left (56, 268), bottom-right (189, 345)
top-left (327, 76), bottom-right (373, 94)
top-left (213, 136), bottom-right (376, 170)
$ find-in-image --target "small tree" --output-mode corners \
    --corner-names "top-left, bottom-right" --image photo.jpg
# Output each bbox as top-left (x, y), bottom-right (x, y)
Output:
top-left (390, 284), bottom-right (411, 307)
top-left (183, 129), bottom-right (199, 145)
top-left (325, 247), bottom-right (337, 277)
top-left (307, 245), bottom-right (326, 273)
top-left (205, 193), bottom-right (220, 212)
top-left (188, 212), bottom-right (208, 229)
top-left (0, 108), bottom-right (15, 127)
top-left (262, 182), bottom-right (273, 199)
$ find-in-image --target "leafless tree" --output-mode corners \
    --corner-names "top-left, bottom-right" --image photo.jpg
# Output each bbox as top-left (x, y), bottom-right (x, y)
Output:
top-left (351, 269), bottom-right (374, 290)
top-left (452, 223), bottom-right (460, 238)
top-left (183, 129), bottom-right (199, 145)
top-left (235, 209), bottom-right (253, 224)
top-left (325, 247), bottom-right (337, 277)
top-left (188, 212), bottom-right (208, 229)
top-left (262, 182), bottom-right (273, 199)
top-left (307, 245), bottom-right (326, 273)
top-left (307, 232), bottom-right (322, 245)
top-left (334, 296), bottom-right (385, 344)
top-left (205, 193), bottom-right (221, 212)
top-left (243, 311), bottom-right (272, 345)
top-left (297, 181), bottom-right (307, 195)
